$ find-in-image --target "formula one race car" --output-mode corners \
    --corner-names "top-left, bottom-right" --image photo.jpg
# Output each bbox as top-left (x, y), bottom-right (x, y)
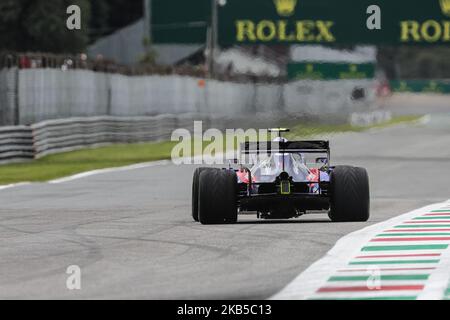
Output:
top-left (192, 129), bottom-right (370, 224)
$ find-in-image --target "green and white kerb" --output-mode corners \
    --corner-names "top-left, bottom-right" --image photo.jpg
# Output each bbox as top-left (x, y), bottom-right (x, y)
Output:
top-left (272, 200), bottom-right (450, 300)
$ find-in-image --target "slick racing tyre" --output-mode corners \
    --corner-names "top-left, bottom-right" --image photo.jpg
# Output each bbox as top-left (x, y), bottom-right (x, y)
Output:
top-left (192, 167), bottom-right (209, 222)
top-left (329, 165), bottom-right (370, 222)
top-left (198, 169), bottom-right (238, 225)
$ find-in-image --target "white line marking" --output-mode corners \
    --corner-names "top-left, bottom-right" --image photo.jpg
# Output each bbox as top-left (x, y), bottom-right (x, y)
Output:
top-left (271, 201), bottom-right (450, 300)
top-left (0, 182), bottom-right (32, 190)
top-left (418, 247), bottom-right (450, 300)
top-left (0, 151), bottom-right (234, 188)
top-left (0, 161), bottom-right (171, 189)
top-left (48, 152), bottom-right (232, 184)
top-left (48, 160), bottom-right (170, 184)
top-left (419, 114), bottom-right (431, 125)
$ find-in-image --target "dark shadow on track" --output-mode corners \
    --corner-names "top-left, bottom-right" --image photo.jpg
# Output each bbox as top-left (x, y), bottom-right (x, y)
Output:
top-left (235, 219), bottom-right (333, 225)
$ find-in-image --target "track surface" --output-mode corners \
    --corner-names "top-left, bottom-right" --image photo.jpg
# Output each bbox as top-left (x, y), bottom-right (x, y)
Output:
top-left (0, 103), bottom-right (449, 299)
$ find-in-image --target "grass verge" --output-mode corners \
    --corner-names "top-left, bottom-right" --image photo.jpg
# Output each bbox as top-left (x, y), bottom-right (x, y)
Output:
top-left (0, 115), bottom-right (422, 185)
top-left (287, 115), bottom-right (422, 139)
top-left (0, 141), bottom-right (178, 184)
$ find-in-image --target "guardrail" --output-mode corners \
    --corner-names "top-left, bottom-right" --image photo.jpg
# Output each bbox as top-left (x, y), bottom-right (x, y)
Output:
top-left (29, 115), bottom-right (294, 158)
top-left (0, 110), bottom-right (387, 164)
top-left (0, 126), bottom-right (34, 164)
top-left (30, 115), bottom-right (207, 158)
top-left (1, 67), bottom-right (376, 126)
top-left (0, 115), bottom-right (278, 163)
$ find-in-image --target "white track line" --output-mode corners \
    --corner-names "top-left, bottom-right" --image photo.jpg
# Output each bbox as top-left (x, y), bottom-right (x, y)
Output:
top-left (0, 182), bottom-right (32, 190)
top-left (271, 200), bottom-right (450, 300)
top-left (0, 152), bottom-right (233, 188)
top-left (0, 161), bottom-right (171, 189)
top-left (48, 153), bottom-right (232, 184)
top-left (48, 160), bottom-right (170, 184)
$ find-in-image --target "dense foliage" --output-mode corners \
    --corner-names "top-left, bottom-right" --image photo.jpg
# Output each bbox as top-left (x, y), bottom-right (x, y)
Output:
top-left (0, 0), bottom-right (143, 53)
top-left (378, 46), bottom-right (450, 79)
top-left (0, 0), bottom-right (90, 53)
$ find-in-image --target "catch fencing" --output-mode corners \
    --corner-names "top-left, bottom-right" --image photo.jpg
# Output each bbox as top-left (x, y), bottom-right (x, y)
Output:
top-left (0, 68), bottom-right (17, 126)
top-left (0, 66), bottom-right (378, 163)
top-left (0, 68), bottom-right (377, 126)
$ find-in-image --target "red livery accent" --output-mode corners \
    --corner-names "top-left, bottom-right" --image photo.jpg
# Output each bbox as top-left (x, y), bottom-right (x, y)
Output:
top-left (404, 221), bottom-right (450, 224)
top-left (317, 285), bottom-right (424, 293)
top-left (371, 237), bottom-right (450, 241)
top-left (236, 170), bottom-right (255, 184)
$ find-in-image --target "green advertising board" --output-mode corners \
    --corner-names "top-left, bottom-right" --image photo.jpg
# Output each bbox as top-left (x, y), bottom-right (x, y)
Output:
top-left (218, 0), bottom-right (450, 46)
top-left (288, 63), bottom-right (375, 80)
top-left (390, 80), bottom-right (450, 93)
top-left (151, 0), bottom-right (450, 45)
top-left (151, 0), bottom-right (210, 44)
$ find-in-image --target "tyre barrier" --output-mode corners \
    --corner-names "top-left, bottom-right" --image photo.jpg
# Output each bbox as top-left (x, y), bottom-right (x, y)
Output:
top-left (0, 115), bottom-right (195, 163)
top-left (31, 115), bottom-right (185, 158)
top-left (0, 126), bottom-right (34, 164)
top-left (0, 114), bottom-right (286, 163)
top-left (0, 110), bottom-right (384, 164)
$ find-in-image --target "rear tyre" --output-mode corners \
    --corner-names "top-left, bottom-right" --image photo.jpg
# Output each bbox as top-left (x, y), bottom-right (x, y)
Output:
top-left (192, 167), bottom-right (209, 222)
top-left (199, 169), bottom-right (238, 225)
top-left (223, 171), bottom-right (238, 224)
top-left (329, 166), bottom-right (370, 222)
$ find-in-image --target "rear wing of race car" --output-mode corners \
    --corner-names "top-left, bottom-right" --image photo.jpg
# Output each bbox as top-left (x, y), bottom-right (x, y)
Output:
top-left (238, 140), bottom-right (331, 175)
top-left (240, 140), bottom-right (330, 154)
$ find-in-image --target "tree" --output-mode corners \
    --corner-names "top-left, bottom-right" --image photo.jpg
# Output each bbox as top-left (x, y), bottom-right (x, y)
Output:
top-left (0, 0), bottom-right (91, 53)
top-left (88, 0), bottom-right (144, 43)
top-left (378, 46), bottom-right (450, 79)
top-left (0, 0), bottom-right (23, 51)
top-left (106, 0), bottom-right (143, 32)
top-left (139, 37), bottom-right (157, 65)
top-left (89, 0), bottom-right (110, 42)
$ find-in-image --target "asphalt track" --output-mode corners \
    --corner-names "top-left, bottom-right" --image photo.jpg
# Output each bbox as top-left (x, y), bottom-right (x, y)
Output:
top-left (0, 100), bottom-right (449, 299)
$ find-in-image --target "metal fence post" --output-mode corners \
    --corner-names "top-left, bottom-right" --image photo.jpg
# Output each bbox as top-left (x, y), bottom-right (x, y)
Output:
top-left (14, 67), bottom-right (20, 125)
